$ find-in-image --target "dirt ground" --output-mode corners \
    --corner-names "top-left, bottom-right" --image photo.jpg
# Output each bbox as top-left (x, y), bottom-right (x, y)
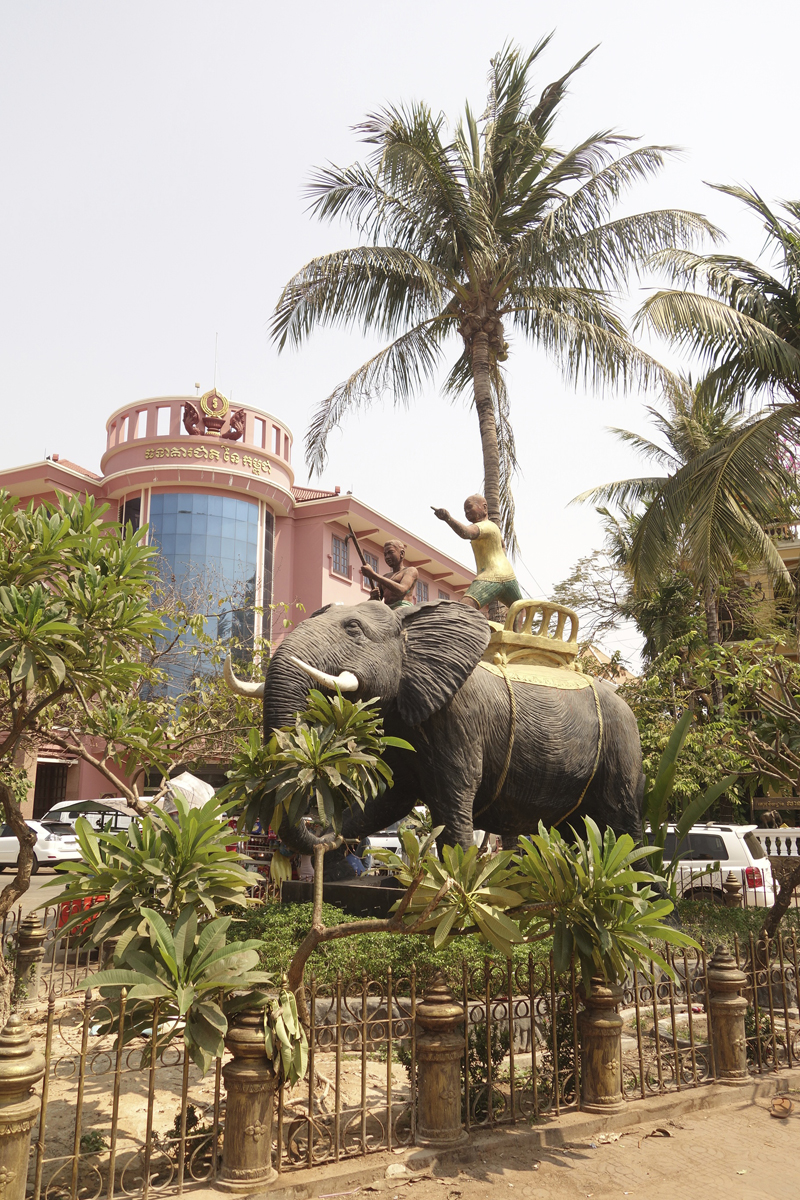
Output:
top-left (362, 1099), bottom-right (800, 1200)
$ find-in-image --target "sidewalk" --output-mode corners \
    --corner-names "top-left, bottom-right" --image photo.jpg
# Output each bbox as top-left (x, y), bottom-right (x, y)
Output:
top-left (197, 1070), bottom-right (800, 1200)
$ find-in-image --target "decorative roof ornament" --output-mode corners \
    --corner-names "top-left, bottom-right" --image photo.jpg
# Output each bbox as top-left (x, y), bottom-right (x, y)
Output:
top-left (182, 389), bottom-right (245, 441)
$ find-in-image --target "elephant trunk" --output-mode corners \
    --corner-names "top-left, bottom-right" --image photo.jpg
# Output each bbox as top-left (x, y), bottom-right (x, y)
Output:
top-left (259, 640), bottom-right (358, 875)
top-left (276, 811), bottom-right (334, 855)
top-left (262, 638), bottom-right (359, 732)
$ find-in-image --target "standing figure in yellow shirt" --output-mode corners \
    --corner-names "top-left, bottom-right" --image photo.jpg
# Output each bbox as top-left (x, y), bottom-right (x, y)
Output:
top-left (433, 494), bottom-right (523, 611)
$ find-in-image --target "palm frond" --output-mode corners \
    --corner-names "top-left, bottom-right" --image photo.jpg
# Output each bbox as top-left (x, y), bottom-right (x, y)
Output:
top-left (604, 427), bottom-right (679, 469)
top-left (271, 247), bottom-right (449, 349)
top-left (637, 290), bottom-right (800, 402)
top-left (520, 209), bottom-right (719, 291)
top-left (647, 248), bottom-right (790, 313)
top-left (507, 302), bottom-right (688, 400)
top-left (572, 476), bottom-right (667, 508)
top-left (303, 316), bottom-right (457, 474)
top-left (628, 404), bottom-right (800, 592)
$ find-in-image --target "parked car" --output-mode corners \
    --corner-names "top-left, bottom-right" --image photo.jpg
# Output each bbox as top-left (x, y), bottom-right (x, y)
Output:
top-left (0, 820), bottom-right (83, 874)
top-left (663, 822), bottom-right (776, 907)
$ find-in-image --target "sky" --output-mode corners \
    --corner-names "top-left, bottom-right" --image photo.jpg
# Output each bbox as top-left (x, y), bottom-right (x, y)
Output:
top-left (2, 0), bottom-right (798, 667)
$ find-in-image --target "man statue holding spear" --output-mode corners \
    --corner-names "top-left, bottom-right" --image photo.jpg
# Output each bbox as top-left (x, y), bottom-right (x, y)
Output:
top-left (351, 527), bottom-right (418, 609)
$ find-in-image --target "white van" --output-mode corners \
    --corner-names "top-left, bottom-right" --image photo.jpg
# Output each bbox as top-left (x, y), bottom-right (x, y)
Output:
top-left (663, 823), bottom-right (777, 907)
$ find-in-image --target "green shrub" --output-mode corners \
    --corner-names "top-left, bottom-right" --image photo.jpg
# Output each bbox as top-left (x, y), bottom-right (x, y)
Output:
top-left (675, 899), bottom-right (800, 950)
top-left (227, 901), bottom-right (551, 990)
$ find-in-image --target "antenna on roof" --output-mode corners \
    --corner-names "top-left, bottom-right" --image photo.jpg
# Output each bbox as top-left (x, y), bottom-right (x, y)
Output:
top-left (195, 382), bottom-right (200, 395)
top-left (213, 333), bottom-right (219, 389)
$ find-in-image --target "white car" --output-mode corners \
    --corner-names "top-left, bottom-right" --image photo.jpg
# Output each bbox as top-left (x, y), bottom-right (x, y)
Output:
top-left (0, 820), bottom-right (83, 874)
top-left (359, 823), bottom-right (403, 867)
top-left (663, 822), bottom-right (776, 907)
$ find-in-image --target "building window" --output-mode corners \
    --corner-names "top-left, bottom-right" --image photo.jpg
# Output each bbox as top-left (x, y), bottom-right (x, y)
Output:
top-left (262, 508), bottom-right (274, 643)
top-left (332, 535), bottom-right (349, 577)
top-left (438, 589), bottom-right (450, 601)
top-left (119, 496), bottom-right (141, 532)
top-left (416, 581), bottom-right (429, 604)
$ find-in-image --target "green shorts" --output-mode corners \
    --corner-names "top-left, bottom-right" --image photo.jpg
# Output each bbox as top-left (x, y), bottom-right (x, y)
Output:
top-left (388, 599), bottom-right (415, 610)
top-left (465, 576), bottom-right (523, 609)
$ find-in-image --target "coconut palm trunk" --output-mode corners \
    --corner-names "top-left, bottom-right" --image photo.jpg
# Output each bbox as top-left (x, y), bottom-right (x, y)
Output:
top-left (471, 329), bottom-right (503, 528)
top-left (703, 580), bottom-right (725, 713)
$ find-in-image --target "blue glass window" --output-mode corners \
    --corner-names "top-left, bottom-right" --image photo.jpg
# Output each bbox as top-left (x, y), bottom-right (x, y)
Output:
top-left (415, 581), bottom-right (429, 604)
top-left (149, 492), bottom-right (262, 695)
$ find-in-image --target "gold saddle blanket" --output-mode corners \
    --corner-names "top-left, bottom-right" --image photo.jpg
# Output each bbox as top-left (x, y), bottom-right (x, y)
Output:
top-left (478, 659), bottom-right (592, 690)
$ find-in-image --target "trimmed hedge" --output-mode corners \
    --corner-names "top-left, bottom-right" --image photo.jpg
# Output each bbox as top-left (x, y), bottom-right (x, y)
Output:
top-left (675, 898), bottom-right (800, 950)
top-left (227, 901), bottom-right (550, 989)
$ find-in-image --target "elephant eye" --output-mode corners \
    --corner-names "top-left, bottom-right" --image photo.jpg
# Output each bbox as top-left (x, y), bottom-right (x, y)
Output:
top-left (343, 619), bottom-right (364, 639)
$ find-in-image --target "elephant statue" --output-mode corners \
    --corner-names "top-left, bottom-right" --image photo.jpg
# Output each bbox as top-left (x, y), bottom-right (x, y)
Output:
top-left (225, 600), bottom-right (644, 871)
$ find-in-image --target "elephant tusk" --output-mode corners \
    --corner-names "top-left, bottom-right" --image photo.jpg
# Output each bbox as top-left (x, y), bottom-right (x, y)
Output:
top-left (223, 654), bottom-right (265, 698)
top-left (288, 655), bottom-right (359, 693)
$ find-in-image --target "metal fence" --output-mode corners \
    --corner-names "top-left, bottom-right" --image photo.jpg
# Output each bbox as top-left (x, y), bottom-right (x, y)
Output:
top-left (18, 932), bottom-right (800, 1199)
top-left (2, 905), bottom-right (109, 1003)
top-left (29, 990), bottom-right (222, 1200)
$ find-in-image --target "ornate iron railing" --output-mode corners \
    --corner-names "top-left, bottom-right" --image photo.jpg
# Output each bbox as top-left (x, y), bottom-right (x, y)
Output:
top-left (18, 932), bottom-right (800, 1198)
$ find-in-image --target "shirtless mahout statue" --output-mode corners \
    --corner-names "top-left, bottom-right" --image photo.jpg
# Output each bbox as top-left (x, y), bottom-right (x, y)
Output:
top-left (360, 540), bottom-right (419, 609)
top-left (432, 494), bottom-right (522, 611)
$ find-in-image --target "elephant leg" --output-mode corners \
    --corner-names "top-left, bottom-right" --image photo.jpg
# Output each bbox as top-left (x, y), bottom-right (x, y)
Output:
top-left (422, 711), bottom-right (483, 853)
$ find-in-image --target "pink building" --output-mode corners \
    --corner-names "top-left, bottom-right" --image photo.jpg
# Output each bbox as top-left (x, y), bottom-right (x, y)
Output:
top-left (2, 391), bottom-right (475, 814)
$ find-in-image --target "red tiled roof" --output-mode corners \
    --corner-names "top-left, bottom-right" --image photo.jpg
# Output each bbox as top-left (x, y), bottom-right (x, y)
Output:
top-left (293, 486), bottom-right (339, 502)
top-left (51, 458), bottom-right (102, 481)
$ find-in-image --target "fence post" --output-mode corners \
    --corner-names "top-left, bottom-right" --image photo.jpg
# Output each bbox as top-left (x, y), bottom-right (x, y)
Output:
top-left (578, 979), bottom-right (625, 1113)
top-left (218, 1010), bottom-right (277, 1192)
top-left (723, 873), bottom-right (743, 909)
top-left (414, 972), bottom-right (468, 1147)
top-left (0, 1015), bottom-right (46, 1200)
top-left (15, 916), bottom-right (47, 1010)
top-left (707, 945), bottom-right (749, 1085)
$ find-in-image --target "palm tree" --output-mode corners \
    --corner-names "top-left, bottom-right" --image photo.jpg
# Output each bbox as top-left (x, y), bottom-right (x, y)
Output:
top-left (271, 39), bottom-right (716, 546)
top-left (574, 384), bottom-right (797, 709)
top-left (629, 186), bottom-right (800, 591)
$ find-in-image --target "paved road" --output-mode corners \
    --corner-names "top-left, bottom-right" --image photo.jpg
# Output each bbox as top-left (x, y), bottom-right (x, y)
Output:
top-left (1, 869), bottom-right (63, 921)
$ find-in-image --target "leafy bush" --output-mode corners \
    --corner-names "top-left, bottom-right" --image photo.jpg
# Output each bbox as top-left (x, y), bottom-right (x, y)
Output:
top-left (44, 792), bottom-right (252, 943)
top-left (676, 898), bottom-right (800, 948)
top-left (517, 821), bottom-right (698, 988)
top-left (220, 689), bottom-right (412, 836)
top-left (89, 905), bottom-right (274, 1073)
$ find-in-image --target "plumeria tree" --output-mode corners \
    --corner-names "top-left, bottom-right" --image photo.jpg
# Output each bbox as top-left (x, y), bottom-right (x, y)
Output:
top-left (0, 491), bottom-right (162, 909)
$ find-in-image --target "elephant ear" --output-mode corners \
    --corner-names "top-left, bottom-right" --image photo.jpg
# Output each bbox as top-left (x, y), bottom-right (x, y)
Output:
top-left (396, 601), bottom-right (491, 725)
